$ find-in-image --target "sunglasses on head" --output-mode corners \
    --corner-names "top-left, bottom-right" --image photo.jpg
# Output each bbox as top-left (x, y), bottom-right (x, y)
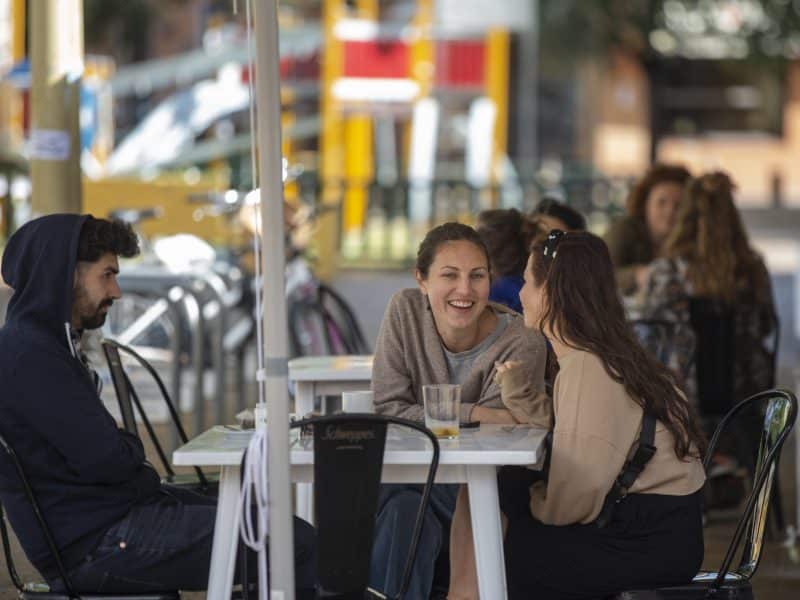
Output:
top-left (542, 229), bottom-right (565, 265)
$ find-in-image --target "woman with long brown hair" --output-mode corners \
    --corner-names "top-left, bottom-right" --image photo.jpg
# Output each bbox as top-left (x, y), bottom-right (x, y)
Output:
top-left (448, 231), bottom-right (706, 600)
top-left (641, 171), bottom-right (777, 412)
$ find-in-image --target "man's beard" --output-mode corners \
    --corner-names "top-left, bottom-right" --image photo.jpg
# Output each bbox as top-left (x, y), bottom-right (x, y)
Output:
top-left (73, 293), bottom-right (113, 331)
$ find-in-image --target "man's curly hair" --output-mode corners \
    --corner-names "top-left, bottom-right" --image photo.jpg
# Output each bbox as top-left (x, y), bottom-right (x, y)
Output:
top-left (77, 216), bottom-right (140, 262)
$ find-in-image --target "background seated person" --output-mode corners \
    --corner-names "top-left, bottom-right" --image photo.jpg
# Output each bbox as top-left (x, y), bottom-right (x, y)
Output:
top-left (370, 222), bottom-right (550, 599)
top-left (640, 171), bottom-right (777, 413)
top-left (0, 214), bottom-right (316, 596)
top-left (530, 197), bottom-right (587, 232)
top-left (605, 163), bottom-right (691, 295)
top-left (449, 230), bottom-right (706, 600)
top-left (476, 208), bottom-right (543, 313)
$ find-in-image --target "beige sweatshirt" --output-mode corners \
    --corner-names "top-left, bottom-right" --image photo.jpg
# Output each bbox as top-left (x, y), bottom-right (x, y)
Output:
top-left (526, 349), bottom-right (706, 525)
top-left (372, 288), bottom-right (549, 424)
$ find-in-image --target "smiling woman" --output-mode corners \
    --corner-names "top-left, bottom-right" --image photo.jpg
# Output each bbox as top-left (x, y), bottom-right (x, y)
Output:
top-left (367, 222), bottom-right (551, 599)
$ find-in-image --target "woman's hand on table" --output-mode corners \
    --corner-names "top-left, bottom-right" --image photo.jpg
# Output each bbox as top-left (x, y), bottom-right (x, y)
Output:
top-left (494, 359), bottom-right (554, 428)
top-left (469, 405), bottom-right (517, 424)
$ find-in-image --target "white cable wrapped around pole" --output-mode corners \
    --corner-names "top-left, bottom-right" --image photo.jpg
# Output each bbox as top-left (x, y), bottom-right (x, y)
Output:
top-left (240, 429), bottom-right (270, 600)
top-left (252, 0), bottom-right (295, 598)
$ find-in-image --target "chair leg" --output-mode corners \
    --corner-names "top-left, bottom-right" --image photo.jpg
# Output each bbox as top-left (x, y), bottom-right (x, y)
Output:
top-left (769, 468), bottom-right (787, 538)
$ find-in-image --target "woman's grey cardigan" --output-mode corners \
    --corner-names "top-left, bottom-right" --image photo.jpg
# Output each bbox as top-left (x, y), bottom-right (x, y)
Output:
top-left (372, 288), bottom-right (549, 423)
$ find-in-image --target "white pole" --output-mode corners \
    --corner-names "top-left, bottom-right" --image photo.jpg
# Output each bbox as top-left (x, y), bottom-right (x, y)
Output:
top-left (252, 1), bottom-right (295, 598)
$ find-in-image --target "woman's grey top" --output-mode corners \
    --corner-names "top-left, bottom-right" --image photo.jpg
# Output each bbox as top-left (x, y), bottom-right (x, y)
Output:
top-left (372, 288), bottom-right (547, 423)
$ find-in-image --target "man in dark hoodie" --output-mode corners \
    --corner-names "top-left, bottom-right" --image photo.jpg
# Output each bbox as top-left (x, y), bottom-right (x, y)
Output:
top-left (0, 214), bottom-right (316, 595)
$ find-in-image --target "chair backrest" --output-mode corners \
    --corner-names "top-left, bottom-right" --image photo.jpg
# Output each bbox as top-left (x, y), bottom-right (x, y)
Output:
top-left (0, 433), bottom-right (78, 597)
top-left (101, 339), bottom-right (207, 487)
top-left (689, 298), bottom-right (736, 416)
top-left (289, 414), bottom-right (439, 599)
top-left (102, 341), bottom-right (139, 436)
top-left (703, 389), bottom-right (797, 587)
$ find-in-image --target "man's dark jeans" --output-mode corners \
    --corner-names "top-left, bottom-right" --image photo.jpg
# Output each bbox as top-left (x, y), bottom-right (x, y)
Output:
top-left (53, 486), bottom-right (316, 595)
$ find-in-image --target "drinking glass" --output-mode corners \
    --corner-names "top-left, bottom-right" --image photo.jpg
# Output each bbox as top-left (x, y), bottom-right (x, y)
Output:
top-left (422, 384), bottom-right (461, 439)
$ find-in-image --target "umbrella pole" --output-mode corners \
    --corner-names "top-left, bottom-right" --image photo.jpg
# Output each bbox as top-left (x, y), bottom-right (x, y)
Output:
top-left (253, 0), bottom-right (295, 598)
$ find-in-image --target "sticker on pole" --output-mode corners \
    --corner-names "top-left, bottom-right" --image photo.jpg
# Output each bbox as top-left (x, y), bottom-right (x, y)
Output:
top-left (30, 129), bottom-right (71, 161)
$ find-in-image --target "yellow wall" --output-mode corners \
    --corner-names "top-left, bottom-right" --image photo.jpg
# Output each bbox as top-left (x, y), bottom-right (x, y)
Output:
top-left (583, 50), bottom-right (652, 178)
top-left (83, 178), bottom-right (248, 247)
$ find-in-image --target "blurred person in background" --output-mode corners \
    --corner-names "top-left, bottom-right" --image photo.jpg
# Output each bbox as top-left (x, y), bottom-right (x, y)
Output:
top-left (476, 209), bottom-right (544, 313)
top-left (640, 171), bottom-right (777, 415)
top-left (605, 164), bottom-right (691, 295)
top-left (530, 197), bottom-right (587, 232)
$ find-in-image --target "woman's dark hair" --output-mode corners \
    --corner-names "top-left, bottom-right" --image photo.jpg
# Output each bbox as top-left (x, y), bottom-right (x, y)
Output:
top-left (77, 216), bottom-right (140, 263)
top-left (626, 163), bottom-right (691, 220)
top-left (531, 197), bottom-right (587, 231)
top-left (476, 209), bottom-right (543, 279)
top-left (529, 231), bottom-right (705, 460)
top-left (416, 222), bottom-right (489, 279)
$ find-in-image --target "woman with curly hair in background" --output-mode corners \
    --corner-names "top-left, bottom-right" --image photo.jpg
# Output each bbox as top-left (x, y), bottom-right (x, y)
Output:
top-left (605, 163), bottom-right (691, 294)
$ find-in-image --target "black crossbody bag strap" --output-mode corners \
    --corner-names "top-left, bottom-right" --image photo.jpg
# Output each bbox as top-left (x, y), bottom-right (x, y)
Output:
top-left (595, 412), bottom-right (657, 528)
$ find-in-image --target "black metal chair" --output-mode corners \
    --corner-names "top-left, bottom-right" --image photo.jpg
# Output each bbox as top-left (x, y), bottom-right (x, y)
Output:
top-left (0, 433), bottom-right (179, 600)
top-left (688, 299), bottom-right (787, 536)
top-left (689, 298), bottom-right (736, 419)
top-left (613, 388), bottom-right (797, 600)
top-left (287, 413), bottom-right (440, 599)
top-left (101, 339), bottom-right (216, 494)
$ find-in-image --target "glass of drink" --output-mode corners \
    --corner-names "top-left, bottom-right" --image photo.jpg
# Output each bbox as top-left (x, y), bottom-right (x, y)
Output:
top-left (422, 384), bottom-right (461, 439)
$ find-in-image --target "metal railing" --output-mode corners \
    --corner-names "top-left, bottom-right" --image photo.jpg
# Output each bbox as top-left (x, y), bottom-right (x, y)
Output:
top-left (103, 262), bottom-right (255, 450)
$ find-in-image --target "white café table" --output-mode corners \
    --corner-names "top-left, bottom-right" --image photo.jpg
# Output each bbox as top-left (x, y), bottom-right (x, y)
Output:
top-left (173, 423), bottom-right (547, 600)
top-left (288, 355), bottom-right (373, 416)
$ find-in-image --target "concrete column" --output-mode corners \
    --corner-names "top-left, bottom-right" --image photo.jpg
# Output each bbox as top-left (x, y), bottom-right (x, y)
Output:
top-left (30, 0), bottom-right (83, 215)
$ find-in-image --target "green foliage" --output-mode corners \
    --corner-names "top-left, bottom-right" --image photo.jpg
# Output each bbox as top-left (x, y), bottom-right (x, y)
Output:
top-left (84, 0), bottom-right (155, 61)
top-left (539, 0), bottom-right (800, 68)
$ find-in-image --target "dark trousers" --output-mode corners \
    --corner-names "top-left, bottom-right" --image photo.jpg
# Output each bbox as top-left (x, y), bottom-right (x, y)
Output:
top-left (56, 486), bottom-right (316, 596)
top-left (369, 484), bottom-right (458, 599)
top-left (499, 467), bottom-right (704, 600)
